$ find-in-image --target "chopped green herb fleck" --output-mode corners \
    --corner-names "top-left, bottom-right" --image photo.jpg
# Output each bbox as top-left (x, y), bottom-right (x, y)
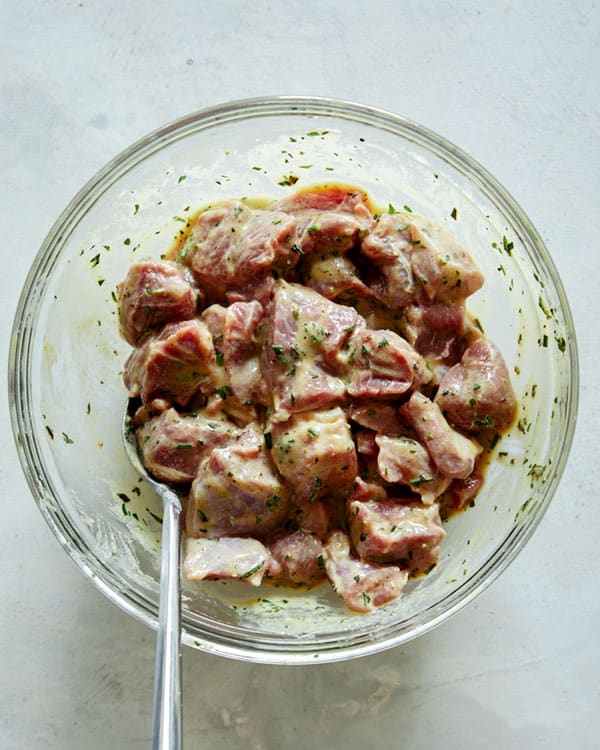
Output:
top-left (240, 562), bottom-right (264, 580)
top-left (148, 510), bottom-right (163, 524)
top-left (213, 385), bottom-right (233, 399)
top-left (538, 296), bottom-right (552, 320)
top-left (266, 496), bottom-right (280, 511)
top-left (410, 476), bottom-right (433, 487)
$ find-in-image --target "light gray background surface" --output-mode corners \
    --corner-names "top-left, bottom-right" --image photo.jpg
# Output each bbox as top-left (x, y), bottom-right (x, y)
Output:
top-left (2, 1), bottom-right (598, 748)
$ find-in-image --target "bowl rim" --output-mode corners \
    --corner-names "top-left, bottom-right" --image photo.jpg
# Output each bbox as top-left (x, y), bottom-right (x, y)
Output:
top-left (8, 95), bottom-right (579, 664)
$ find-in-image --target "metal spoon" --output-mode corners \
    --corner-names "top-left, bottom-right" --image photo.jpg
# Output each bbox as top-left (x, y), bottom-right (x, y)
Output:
top-left (123, 404), bottom-right (182, 750)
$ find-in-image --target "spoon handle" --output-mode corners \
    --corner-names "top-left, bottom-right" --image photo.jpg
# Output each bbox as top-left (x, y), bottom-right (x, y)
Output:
top-left (152, 489), bottom-right (183, 750)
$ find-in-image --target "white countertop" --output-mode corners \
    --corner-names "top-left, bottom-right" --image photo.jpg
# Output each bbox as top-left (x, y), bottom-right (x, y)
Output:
top-left (2, 1), bottom-right (598, 748)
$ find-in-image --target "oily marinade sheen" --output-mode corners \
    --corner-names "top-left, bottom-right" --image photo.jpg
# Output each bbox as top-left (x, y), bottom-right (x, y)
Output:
top-left (117, 184), bottom-right (517, 613)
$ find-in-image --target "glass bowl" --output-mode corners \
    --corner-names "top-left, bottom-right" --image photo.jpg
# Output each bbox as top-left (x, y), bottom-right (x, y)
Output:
top-left (9, 97), bottom-right (578, 664)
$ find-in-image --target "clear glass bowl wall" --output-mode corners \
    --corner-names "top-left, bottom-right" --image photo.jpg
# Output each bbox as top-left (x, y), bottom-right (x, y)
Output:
top-left (9, 98), bottom-right (578, 664)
